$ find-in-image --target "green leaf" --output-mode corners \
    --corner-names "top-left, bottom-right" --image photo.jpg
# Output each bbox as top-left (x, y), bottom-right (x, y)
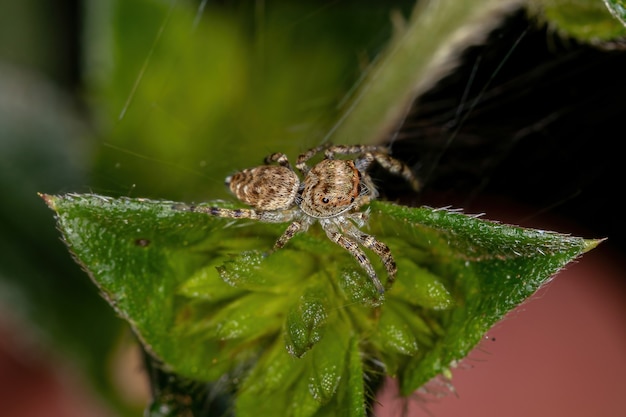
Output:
top-left (41, 193), bottom-right (599, 413)
top-left (285, 284), bottom-right (330, 358)
top-left (604, 0), bottom-right (626, 27)
top-left (527, 0), bottom-right (626, 42)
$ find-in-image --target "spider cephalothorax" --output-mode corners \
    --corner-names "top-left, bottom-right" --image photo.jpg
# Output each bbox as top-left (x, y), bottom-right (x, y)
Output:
top-left (180, 144), bottom-right (420, 294)
top-left (298, 159), bottom-right (364, 218)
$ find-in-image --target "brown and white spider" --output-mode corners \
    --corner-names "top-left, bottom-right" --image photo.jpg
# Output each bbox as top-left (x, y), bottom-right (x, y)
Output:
top-left (179, 144), bottom-right (420, 294)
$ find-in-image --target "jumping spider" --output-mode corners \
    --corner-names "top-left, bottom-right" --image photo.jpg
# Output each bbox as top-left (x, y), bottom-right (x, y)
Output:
top-left (179, 144), bottom-right (420, 294)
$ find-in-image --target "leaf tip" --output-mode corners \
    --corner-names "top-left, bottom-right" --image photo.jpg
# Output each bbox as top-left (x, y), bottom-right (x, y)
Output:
top-left (583, 238), bottom-right (606, 253)
top-left (38, 192), bottom-right (57, 210)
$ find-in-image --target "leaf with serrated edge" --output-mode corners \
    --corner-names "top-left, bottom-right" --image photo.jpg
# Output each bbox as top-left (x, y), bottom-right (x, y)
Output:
top-left (42, 193), bottom-right (600, 410)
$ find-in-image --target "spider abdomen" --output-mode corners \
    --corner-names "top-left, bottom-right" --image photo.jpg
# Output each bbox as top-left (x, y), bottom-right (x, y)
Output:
top-left (227, 165), bottom-right (299, 210)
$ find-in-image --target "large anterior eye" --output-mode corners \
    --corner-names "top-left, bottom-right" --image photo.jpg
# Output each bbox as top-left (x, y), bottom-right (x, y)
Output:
top-left (322, 197), bottom-right (329, 204)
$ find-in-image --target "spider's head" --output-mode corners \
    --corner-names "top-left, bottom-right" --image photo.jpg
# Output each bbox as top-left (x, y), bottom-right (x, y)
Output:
top-left (299, 159), bottom-right (363, 218)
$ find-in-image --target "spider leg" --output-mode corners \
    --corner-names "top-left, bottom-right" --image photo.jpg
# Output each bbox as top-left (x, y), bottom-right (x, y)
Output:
top-left (264, 152), bottom-right (292, 169)
top-left (347, 209), bottom-right (370, 228)
top-left (368, 152), bottom-right (421, 192)
top-left (173, 204), bottom-right (296, 223)
top-left (357, 170), bottom-right (380, 202)
top-left (323, 145), bottom-right (421, 192)
top-left (295, 144), bottom-right (331, 176)
top-left (321, 219), bottom-right (385, 294)
top-left (340, 219), bottom-right (397, 291)
top-left (322, 144), bottom-right (382, 159)
top-left (274, 221), bottom-right (302, 249)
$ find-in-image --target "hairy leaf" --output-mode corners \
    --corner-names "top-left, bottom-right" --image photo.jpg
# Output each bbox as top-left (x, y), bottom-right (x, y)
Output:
top-left (42, 193), bottom-right (599, 413)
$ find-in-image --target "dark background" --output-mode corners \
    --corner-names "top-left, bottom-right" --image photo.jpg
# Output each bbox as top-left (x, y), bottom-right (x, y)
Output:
top-left (387, 10), bottom-right (626, 254)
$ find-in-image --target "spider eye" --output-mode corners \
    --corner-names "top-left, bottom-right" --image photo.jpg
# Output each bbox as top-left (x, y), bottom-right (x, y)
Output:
top-left (350, 197), bottom-right (355, 203)
top-left (322, 197), bottom-right (329, 204)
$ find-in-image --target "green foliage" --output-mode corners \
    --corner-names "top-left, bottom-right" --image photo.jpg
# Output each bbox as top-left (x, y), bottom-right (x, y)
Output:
top-left (43, 193), bottom-right (598, 415)
top-left (604, 0), bottom-right (626, 27)
top-left (528, 0), bottom-right (626, 41)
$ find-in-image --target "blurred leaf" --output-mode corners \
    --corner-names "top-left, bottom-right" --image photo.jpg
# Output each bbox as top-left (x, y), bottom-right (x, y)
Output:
top-left (604, 0), bottom-right (626, 27)
top-left (42, 193), bottom-right (598, 414)
top-left (87, 0), bottom-right (415, 201)
top-left (0, 66), bottom-right (126, 412)
top-left (527, 0), bottom-right (626, 42)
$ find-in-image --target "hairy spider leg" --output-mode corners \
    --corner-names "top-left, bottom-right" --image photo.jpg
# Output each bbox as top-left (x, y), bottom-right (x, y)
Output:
top-left (176, 203), bottom-right (313, 257)
top-left (294, 144), bottom-right (332, 176)
top-left (320, 218), bottom-right (385, 294)
top-left (274, 221), bottom-right (302, 248)
top-left (350, 192), bottom-right (376, 212)
top-left (326, 145), bottom-right (421, 192)
top-left (322, 144), bottom-right (381, 159)
top-left (296, 144), bottom-right (421, 192)
top-left (369, 152), bottom-right (421, 192)
top-left (338, 217), bottom-right (397, 290)
top-left (264, 152), bottom-right (292, 169)
top-left (348, 210), bottom-right (369, 227)
top-left (173, 204), bottom-right (296, 223)
top-left (273, 216), bottom-right (315, 250)
top-left (270, 145), bottom-right (365, 178)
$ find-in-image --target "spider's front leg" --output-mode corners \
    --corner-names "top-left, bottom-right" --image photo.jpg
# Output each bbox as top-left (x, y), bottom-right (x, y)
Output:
top-left (324, 144), bottom-right (421, 192)
top-left (320, 219), bottom-right (385, 294)
top-left (173, 204), bottom-right (296, 224)
top-left (273, 219), bottom-right (308, 250)
top-left (347, 209), bottom-right (370, 228)
top-left (340, 219), bottom-right (397, 291)
top-left (322, 144), bottom-right (381, 160)
top-left (366, 152), bottom-right (421, 192)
